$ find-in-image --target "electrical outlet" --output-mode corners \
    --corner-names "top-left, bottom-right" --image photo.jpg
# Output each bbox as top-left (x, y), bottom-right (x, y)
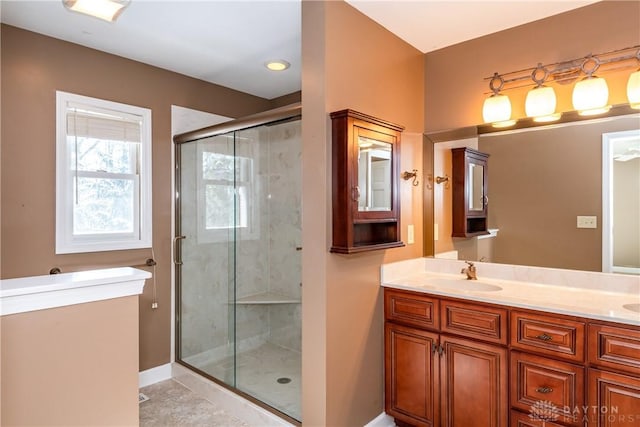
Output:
top-left (434, 223), bottom-right (439, 241)
top-left (577, 216), bottom-right (597, 229)
top-left (407, 224), bottom-right (415, 244)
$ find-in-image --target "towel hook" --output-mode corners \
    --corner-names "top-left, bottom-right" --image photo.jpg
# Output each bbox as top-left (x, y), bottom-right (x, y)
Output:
top-left (402, 169), bottom-right (419, 186)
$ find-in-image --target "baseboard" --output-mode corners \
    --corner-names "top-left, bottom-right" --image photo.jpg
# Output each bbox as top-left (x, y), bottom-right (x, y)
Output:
top-left (364, 412), bottom-right (396, 427)
top-left (139, 363), bottom-right (172, 388)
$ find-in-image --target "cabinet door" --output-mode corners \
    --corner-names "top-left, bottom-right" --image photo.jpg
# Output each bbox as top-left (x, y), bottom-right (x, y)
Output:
top-left (385, 323), bottom-right (439, 426)
top-left (588, 368), bottom-right (640, 426)
top-left (440, 335), bottom-right (508, 427)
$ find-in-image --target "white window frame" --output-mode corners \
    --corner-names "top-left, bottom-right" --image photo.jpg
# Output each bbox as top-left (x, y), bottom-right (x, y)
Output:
top-left (196, 143), bottom-right (259, 244)
top-left (56, 91), bottom-right (152, 254)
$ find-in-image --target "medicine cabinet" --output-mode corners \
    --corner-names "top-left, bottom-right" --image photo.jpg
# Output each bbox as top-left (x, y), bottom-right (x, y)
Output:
top-left (330, 109), bottom-right (404, 253)
top-left (451, 147), bottom-right (489, 237)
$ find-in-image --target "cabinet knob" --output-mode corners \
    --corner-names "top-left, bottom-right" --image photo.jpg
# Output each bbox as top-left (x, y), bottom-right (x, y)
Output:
top-left (536, 333), bottom-right (553, 341)
top-left (536, 386), bottom-right (553, 394)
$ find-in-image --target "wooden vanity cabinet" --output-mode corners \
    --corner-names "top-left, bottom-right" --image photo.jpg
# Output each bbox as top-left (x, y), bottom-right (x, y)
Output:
top-left (385, 289), bottom-right (508, 427)
top-left (385, 287), bottom-right (640, 427)
top-left (330, 109), bottom-right (404, 253)
top-left (587, 323), bottom-right (640, 426)
top-left (451, 147), bottom-right (490, 237)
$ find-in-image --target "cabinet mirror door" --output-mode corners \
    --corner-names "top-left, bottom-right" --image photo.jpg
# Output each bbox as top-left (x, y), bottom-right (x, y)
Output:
top-left (469, 162), bottom-right (485, 211)
top-left (357, 133), bottom-right (393, 212)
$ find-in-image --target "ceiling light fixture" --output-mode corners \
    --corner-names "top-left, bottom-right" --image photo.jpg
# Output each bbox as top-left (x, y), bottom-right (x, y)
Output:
top-left (62, 0), bottom-right (130, 23)
top-left (265, 60), bottom-right (290, 72)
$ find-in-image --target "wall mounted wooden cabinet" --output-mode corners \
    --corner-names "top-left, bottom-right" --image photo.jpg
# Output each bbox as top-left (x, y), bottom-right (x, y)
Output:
top-left (330, 109), bottom-right (404, 253)
top-left (451, 147), bottom-right (489, 237)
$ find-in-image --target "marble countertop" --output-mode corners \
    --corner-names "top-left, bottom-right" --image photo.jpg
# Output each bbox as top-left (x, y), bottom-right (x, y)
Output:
top-left (382, 258), bottom-right (640, 327)
top-left (1, 267), bottom-right (151, 316)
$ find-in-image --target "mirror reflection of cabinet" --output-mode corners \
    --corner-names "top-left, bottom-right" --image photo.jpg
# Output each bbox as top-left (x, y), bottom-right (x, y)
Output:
top-left (330, 109), bottom-right (404, 253)
top-left (452, 147), bottom-right (489, 237)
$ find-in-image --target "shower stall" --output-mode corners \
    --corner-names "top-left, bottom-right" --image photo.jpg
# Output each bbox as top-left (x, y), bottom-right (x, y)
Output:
top-left (173, 104), bottom-right (301, 421)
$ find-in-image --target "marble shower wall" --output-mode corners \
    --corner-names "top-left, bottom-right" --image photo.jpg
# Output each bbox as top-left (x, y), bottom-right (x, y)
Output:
top-left (264, 120), bottom-right (302, 353)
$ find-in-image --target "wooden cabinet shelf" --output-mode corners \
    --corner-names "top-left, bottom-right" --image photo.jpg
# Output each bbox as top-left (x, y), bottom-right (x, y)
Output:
top-left (330, 109), bottom-right (404, 253)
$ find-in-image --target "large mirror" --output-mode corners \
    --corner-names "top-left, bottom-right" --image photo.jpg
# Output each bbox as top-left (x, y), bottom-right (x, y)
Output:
top-left (358, 136), bottom-right (392, 211)
top-left (426, 109), bottom-right (640, 274)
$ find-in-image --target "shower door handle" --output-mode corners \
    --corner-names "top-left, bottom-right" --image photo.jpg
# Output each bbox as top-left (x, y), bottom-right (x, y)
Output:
top-left (173, 235), bottom-right (186, 265)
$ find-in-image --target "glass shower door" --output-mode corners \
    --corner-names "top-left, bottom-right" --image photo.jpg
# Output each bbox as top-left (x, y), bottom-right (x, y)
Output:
top-left (175, 117), bottom-right (302, 421)
top-left (176, 133), bottom-right (236, 386)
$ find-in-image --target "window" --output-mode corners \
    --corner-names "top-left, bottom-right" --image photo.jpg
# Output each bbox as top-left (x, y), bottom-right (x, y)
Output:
top-left (56, 91), bottom-right (152, 254)
top-left (196, 140), bottom-right (258, 243)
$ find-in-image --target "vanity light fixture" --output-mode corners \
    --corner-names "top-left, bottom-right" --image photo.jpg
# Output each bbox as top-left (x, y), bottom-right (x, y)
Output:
top-left (482, 45), bottom-right (639, 122)
top-left (572, 56), bottom-right (610, 116)
top-left (63, 0), bottom-right (130, 22)
top-left (628, 69), bottom-right (640, 109)
top-left (482, 73), bottom-right (515, 128)
top-left (525, 64), bottom-right (560, 122)
top-left (628, 51), bottom-right (640, 109)
top-left (265, 60), bottom-right (290, 72)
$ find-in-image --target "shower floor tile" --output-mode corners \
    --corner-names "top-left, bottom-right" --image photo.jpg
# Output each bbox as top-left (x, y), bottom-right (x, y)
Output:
top-left (139, 379), bottom-right (250, 427)
top-left (200, 342), bottom-right (301, 421)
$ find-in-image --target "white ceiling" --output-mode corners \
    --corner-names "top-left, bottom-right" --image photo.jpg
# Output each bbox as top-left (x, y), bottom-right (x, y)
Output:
top-left (1, 0), bottom-right (600, 100)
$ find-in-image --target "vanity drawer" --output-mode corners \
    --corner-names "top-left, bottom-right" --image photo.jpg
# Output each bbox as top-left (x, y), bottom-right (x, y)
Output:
top-left (588, 323), bottom-right (640, 375)
top-left (440, 299), bottom-right (508, 345)
top-left (384, 288), bottom-right (439, 330)
top-left (511, 351), bottom-right (585, 427)
top-left (511, 310), bottom-right (585, 362)
top-left (510, 409), bottom-right (565, 427)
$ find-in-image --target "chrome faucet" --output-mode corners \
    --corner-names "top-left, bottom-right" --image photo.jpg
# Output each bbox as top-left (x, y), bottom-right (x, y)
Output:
top-left (461, 261), bottom-right (477, 280)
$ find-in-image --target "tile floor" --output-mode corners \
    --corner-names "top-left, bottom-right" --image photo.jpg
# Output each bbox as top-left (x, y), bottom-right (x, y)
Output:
top-left (140, 379), bottom-right (250, 427)
top-left (200, 342), bottom-right (301, 421)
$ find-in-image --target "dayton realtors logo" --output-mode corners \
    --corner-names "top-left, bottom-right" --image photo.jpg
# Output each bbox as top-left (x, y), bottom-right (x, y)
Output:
top-left (530, 401), bottom-right (637, 424)
top-left (529, 400), bottom-right (560, 422)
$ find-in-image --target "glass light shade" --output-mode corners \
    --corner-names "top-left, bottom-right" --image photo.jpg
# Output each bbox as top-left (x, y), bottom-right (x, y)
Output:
top-left (63, 0), bottom-right (129, 22)
top-left (525, 85), bottom-right (560, 122)
top-left (572, 76), bottom-right (610, 116)
top-left (482, 94), bottom-right (512, 124)
top-left (627, 70), bottom-right (640, 109)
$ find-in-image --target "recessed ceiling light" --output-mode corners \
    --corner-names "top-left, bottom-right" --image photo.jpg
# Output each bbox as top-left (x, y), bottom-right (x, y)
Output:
top-left (265, 60), bottom-right (290, 72)
top-left (63, 0), bottom-right (130, 22)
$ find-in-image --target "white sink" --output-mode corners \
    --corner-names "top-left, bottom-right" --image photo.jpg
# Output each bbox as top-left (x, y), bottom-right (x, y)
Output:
top-left (623, 303), bottom-right (640, 313)
top-left (423, 278), bottom-right (502, 292)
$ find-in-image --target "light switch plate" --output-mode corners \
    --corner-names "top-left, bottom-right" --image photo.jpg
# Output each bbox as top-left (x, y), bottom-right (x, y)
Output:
top-left (407, 224), bottom-right (415, 244)
top-left (577, 215), bottom-right (597, 229)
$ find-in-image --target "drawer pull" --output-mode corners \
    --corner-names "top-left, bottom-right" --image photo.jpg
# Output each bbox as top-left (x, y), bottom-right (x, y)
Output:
top-left (536, 386), bottom-right (553, 394)
top-left (536, 333), bottom-right (553, 341)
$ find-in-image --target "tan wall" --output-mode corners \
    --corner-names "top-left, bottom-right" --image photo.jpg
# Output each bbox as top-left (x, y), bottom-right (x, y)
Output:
top-left (424, 1), bottom-right (640, 132)
top-left (1, 297), bottom-right (140, 426)
top-left (302, 1), bottom-right (424, 424)
top-left (0, 24), bottom-right (275, 371)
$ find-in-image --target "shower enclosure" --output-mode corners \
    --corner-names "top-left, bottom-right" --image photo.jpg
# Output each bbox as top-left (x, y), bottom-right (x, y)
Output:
top-left (174, 104), bottom-right (301, 421)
